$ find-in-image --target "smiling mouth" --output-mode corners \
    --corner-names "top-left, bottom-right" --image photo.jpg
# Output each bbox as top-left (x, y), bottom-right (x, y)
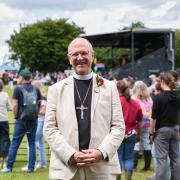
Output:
top-left (76, 61), bottom-right (87, 66)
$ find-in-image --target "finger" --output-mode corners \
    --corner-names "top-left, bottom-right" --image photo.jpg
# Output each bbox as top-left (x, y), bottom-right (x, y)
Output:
top-left (77, 154), bottom-right (95, 160)
top-left (76, 163), bottom-right (86, 167)
top-left (81, 149), bottom-right (92, 154)
top-left (75, 155), bottom-right (95, 162)
top-left (77, 157), bottom-right (96, 163)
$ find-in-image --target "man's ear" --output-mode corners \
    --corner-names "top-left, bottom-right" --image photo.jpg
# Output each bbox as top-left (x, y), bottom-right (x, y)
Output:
top-left (91, 51), bottom-right (95, 62)
top-left (68, 55), bottom-right (72, 65)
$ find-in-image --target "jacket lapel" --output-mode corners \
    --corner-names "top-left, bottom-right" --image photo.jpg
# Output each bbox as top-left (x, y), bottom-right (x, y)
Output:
top-left (91, 73), bottom-right (100, 121)
top-left (64, 76), bottom-right (77, 125)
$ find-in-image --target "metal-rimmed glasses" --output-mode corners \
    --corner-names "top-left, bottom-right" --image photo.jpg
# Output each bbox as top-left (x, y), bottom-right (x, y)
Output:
top-left (68, 51), bottom-right (89, 58)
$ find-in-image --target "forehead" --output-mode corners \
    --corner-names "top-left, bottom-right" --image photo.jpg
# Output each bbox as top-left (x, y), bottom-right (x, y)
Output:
top-left (69, 39), bottom-right (90, 52)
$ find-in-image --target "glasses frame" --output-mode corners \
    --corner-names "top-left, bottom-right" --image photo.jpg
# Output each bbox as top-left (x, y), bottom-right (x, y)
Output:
top-left (68, 50), bottom-right (90, 58)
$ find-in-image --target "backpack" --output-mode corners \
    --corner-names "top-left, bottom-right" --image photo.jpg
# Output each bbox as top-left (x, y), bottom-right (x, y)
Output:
top-left (19, 86), bottom-right (39, 121)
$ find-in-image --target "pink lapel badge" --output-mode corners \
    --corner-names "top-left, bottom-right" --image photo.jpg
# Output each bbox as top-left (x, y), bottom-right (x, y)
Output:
top-left (94, 87), bottom-right (100, 93)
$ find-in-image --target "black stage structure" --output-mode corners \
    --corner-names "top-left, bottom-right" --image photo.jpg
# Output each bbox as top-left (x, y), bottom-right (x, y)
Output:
top-left (83, 28), bottom-right (175, 82)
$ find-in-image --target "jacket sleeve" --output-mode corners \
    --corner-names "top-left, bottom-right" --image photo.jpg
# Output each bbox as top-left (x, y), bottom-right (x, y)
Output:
top-left (98, 82), bottom-right (125, 160)
top-left (43, 85), bottom-right (76, 165)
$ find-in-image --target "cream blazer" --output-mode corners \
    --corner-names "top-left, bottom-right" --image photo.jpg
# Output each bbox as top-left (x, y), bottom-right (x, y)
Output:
top-left (43, 73), bottom-right (125, 180)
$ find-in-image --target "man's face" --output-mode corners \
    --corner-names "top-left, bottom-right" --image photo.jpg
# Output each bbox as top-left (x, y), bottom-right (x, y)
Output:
top-left (68, 40), bottom-right (94, 75)
top-left (160, 80), bottom-right (165, 90)
top-left (17, 75), bottom-right (23, 84)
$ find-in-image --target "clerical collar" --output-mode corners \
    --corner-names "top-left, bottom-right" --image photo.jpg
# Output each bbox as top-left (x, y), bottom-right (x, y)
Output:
top-left (73, 72), bottom-right (93, 80)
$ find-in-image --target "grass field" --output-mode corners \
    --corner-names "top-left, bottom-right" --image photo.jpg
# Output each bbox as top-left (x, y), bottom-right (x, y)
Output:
top-left (0, 85), bottom-right (154, 180)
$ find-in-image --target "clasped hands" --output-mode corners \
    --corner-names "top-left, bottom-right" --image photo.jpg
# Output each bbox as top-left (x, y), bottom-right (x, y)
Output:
top-left (70, 149), bottom-right (103, 167)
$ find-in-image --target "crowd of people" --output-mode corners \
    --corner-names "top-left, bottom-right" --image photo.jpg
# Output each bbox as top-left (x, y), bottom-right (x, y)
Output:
top-left (0, 37), bottom-right (180, 180)
top-left (0, 70), bottom-right (71, 88)
top-left (116, 71), bottom-right (180, 180)
top-left (0, 68), bottom-right (51, 172)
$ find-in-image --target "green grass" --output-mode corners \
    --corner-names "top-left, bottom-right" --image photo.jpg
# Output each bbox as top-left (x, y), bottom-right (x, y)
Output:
top-left (1, 85), bottom-right (154, 180)
top-left (0, 162), bottom-right (48, 180)
top-left (0, 161), bottom-right (154, 180)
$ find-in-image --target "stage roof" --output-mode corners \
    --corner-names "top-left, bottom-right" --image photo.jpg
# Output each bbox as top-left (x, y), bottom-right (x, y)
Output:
top-left (82, 28), bottom-right (175, 49)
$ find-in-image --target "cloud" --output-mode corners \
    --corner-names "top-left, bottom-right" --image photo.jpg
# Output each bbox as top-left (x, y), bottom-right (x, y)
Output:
top-left (151, 1), bottom-right (176, 17)
top-left (4, 0), bottom-right (86, 10)
top-left (67, 3), bottom-right (143, 35)
top-left (2, 0), bottom-right (126, 11)
top-left (125, 0), bottom-right (175, 9)
top-left (0, 3), bottom-right (24, 22)
top-left (0, 3), bottom-right (24, 46)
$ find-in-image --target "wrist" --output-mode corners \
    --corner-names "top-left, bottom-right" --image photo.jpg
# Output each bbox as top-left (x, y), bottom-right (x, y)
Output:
top-left (97, 149), bottom-right (105, 160)
top-left (69, 153), bottom-right (76, 165)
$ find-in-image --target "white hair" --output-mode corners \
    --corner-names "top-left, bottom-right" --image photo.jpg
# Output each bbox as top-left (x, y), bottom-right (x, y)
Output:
top-left (68, 37), bottom-right (93, 55)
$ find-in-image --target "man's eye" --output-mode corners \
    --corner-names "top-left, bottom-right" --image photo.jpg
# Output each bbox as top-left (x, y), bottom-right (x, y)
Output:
top-left (72, 53), bottom-right (78, 57)
top-left (70, 51), bottom-right (89, 57)
top-left (81, 52), bottom-right (88, 56)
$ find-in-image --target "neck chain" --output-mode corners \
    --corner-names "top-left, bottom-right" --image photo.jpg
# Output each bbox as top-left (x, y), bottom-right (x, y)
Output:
top-left (74, 79), bottom-right (92, 120)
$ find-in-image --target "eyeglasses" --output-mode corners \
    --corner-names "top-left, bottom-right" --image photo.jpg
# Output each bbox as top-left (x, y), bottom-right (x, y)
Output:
top-left (68, 51), bottom-right (89, 58)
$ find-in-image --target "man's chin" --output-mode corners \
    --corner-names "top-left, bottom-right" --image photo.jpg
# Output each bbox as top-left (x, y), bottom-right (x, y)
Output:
top-left (75, 68), bottom-right (88, 75)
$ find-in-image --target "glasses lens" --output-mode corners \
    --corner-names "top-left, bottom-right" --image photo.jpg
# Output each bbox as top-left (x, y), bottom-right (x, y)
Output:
top-left (70, 51), bottom-right (89, 58)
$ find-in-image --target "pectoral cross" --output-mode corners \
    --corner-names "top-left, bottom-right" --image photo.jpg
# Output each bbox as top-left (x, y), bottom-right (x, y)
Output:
top-left (76, 104), bottom-right (88, 119)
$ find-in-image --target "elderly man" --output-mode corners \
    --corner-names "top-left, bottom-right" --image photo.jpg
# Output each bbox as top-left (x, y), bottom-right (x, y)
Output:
top-left (44, 37), bottom-right (125, 180)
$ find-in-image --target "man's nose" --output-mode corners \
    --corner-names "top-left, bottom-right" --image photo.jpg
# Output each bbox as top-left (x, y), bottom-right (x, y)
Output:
top-left (77, 53), bottom-right (83, 59)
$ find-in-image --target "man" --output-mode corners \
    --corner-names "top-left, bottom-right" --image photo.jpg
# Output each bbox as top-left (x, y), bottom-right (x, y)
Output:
top-left (43, 37), bottom-right (125, 180)
top-left (148, 74), bottom-right (158, 96)
top-left (150, 72), bottom-right (180, 180)
top-left (1, 68), bottom-right (41, 173)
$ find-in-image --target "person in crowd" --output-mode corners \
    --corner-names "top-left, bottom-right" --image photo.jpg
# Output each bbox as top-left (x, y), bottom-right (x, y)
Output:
top-left (147, 82), bottom-right (164, 180)
top-left (132, 81), bottom-right (153, 171)
top-left (1, 68), bottom-right (41, 173)
top-left (43, 37), bottom-right (125, 180)
top-left (169, 70), bottom-right (180, 156)
top-left (21, 80), bottom-right (47, 171)
top-left (148, 74), bottom-right (158, 96)
top-left (123, 76), bottom-right (134, 95)
top-left (1, 71), bottom-right (9, 85)
top-left (32, 80), bottom-right (47, 169)
top-left (150, 72), bottom-right (180, 180)
top-left (154, 83), bottom-right (162, 96)
top-left (116, 80), bottom-right (142, 180)
top-left (0, 80), bottom-right (12, 169)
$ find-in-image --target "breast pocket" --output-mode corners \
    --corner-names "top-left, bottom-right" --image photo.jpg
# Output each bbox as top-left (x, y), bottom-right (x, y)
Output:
top-left (95, 93), bottom-right (111, 125)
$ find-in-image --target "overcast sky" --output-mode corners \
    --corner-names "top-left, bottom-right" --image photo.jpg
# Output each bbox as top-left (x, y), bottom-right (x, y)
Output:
top-left (0, 0), bottom-right (180, 64)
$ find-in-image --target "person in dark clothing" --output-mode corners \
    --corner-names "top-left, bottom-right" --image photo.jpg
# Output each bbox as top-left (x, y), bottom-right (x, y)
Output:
top-left (1, 68), bottom-right (41, 173)
top-left (150, 72), bottom-right (180, 180)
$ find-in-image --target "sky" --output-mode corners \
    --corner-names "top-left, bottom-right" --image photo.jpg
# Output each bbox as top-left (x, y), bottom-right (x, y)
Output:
top-left (0, 0), bottom-right (180, 64)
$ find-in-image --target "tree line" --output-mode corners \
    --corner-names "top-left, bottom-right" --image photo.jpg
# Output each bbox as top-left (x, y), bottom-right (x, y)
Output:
top-left (6, 19), bottom-right (180, 72)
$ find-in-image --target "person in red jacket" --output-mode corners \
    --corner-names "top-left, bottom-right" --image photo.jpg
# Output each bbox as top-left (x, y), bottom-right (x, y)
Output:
top-left (117, 80), bottom-right (142, 180)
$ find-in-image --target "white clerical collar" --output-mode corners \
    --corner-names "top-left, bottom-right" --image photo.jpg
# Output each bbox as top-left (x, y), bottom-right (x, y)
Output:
top-left (73, 72), bottom-right (93, 80)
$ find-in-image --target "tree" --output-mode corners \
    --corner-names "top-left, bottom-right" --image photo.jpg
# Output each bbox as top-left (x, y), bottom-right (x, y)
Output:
top-left (94, 47), bottom-right (130, 69)
top-left (175, 30), bottom-right (180, 68)
top-left (122, 21), bottom-right (146, 30)
top-left (7, 18), bottom-right (84, 72)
